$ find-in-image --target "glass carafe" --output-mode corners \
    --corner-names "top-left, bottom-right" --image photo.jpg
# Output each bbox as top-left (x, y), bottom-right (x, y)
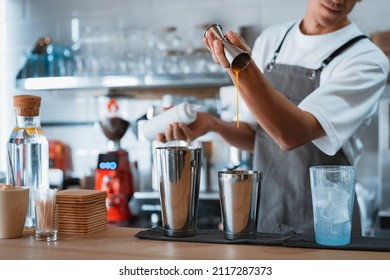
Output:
top-left (7, 95), bottom-right (49, 227)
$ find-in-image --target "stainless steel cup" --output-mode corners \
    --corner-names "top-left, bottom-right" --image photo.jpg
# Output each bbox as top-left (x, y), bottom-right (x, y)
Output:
top-left (155, 146), bottom-right (202, 237)
top-left (203, 24), bottom-right (251, 70)
top-left (218, 170), bottom-right (261, 240)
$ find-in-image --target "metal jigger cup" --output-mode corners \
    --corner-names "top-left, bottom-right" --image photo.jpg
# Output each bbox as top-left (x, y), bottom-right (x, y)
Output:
top-left (203, 24), bottom-right (251, 70)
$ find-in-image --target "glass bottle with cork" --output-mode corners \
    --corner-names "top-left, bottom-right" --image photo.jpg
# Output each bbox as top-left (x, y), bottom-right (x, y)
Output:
top-left (7, 95), bottom-right (49, 228)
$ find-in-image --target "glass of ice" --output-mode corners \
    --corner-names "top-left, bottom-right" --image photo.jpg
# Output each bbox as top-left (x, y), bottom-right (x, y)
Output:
top-left (309, 165), bottom-right (356, 246)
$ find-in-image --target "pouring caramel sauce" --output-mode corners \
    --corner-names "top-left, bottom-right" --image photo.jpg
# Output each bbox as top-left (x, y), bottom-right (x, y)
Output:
top-left (233, 68), bottom-right (240, 128)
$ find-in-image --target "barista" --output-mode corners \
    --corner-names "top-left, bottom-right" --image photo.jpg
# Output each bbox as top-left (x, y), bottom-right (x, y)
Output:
top-left (157, 0), bottom-right (389, 234)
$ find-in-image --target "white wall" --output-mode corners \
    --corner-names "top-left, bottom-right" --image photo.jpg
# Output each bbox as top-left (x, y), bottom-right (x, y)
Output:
top-left (1, 0), bottom-right (390, 174)
top-left (0, 0), bottom-right (9, 173)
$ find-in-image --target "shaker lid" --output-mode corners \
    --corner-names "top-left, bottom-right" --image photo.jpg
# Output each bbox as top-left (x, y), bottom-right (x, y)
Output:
top-left (13, 95), bottom-right (41, 116)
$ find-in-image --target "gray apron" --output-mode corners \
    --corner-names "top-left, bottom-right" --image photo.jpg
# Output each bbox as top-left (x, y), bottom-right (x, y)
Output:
top-left (254, 24), bottom-right (367, 234)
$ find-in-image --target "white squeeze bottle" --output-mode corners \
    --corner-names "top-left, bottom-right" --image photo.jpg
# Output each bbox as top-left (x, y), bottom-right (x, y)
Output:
top-left (141, 102), bottom-right (197, 141)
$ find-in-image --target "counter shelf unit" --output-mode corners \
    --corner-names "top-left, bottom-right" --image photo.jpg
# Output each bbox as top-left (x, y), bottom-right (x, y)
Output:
top-left (130, 191), bottom-right (220, 215)
top-left (133, 191), bottom-right (219, 201)
top-left (15, 73), bottom-right (232, 91)
top-left (130, 191), bottom-right (221, 229)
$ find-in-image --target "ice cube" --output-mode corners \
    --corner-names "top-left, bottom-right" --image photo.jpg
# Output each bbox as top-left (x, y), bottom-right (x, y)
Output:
top-left (317, 207), bottom-right (331, 222)
top-left (331, 221), bottom-right (351, 235)
top-left (331, 185), bottom-right (351, 208)
top-left (313, 186), bottom-right (331, 208)
top-left (315, 211), bottom-right (332, 233)
top-left (328, 205), bottom-right (350, 224)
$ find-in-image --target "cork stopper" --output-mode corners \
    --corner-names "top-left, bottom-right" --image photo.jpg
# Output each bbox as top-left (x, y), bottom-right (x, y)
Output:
top-left (13, 95), bottom-right (41, 117)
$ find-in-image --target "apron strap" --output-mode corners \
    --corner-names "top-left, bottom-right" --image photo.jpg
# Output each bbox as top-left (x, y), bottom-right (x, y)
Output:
top-left (266, 23), bottom-right (296, 71)
top-left (266, 25), bottom-right (368, 73)
top-left (318, 34), bottom-right (369, 71)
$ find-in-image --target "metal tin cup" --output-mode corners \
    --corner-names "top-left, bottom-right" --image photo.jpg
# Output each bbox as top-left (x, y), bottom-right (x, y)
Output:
top-left (203, 24), bottom-right (251, 71)
top-left (218, 170), bottom-right (261, 240)
top-left (309, 165), bottom-right (356, 246)
top-left (155, 146), bottom-right (202, 237)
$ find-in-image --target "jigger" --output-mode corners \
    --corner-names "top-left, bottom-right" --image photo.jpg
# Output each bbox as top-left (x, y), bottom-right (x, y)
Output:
top-left (203, 24), bottom-right (251, 71)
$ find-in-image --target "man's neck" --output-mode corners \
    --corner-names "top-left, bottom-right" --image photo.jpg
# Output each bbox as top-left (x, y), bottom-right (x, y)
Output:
top-left (300, 13), bottom-right (351, 35)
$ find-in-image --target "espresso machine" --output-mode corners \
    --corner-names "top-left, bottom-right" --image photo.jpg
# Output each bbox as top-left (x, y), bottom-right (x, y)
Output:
top-left (95, 98), bottom-right (134, 223)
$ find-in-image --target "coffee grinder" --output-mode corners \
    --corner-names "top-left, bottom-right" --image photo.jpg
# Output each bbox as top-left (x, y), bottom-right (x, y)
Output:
top-left (95, 98), bottom-right (134, 223)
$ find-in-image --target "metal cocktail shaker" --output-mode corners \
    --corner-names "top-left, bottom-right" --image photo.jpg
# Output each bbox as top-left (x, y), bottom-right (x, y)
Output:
top-left (155, 146), bottom-right (202, 237)
top-left (218, 170), bottom-right (261, 240)
top-left (203, 24), bottom-right (251, 70)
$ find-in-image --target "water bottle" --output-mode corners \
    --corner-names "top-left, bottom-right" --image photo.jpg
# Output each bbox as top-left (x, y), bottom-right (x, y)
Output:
top-left (7, 95), bottom-right (49, 227)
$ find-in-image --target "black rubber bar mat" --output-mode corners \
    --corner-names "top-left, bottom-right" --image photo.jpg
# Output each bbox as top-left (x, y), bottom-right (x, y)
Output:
top-left (135, 226), bottom-right (390, 252)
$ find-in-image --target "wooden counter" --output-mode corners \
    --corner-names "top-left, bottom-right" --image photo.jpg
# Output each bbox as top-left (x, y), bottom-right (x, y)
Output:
top-left (1, 227), bottom-right (389, 260)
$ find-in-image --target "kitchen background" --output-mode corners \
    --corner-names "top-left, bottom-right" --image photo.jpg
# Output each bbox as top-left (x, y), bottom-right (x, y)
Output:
top-left (1, 0), bottom-right (390, 234)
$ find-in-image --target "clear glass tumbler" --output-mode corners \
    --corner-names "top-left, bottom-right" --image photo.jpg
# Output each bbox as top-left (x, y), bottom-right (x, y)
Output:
top-left (309, 165), bottom-right (356, 246)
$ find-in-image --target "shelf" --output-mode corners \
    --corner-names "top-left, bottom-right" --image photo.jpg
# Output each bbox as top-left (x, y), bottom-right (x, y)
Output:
top-left (15, 73), bottom-right (232, 91)
top-left (133, 191), bottom-right (219, 201)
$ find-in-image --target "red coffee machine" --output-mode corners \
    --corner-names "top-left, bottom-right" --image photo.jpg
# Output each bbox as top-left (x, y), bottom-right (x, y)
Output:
top-left (95, 98), bottom-right (134, 223)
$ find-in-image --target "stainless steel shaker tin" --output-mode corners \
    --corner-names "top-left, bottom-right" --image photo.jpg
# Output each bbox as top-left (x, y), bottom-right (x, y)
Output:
top-left (203, 23), bottom-right (251, 71)
top-left (218, 170), bottom-right (261, 240)
top-left (155, 146), bottom-right (202, 237)
top-left (218, 170), bottom-right (261, 182)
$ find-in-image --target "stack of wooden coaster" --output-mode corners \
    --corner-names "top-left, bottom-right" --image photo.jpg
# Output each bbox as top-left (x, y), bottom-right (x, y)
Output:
top-left (56, 189), bottom-right (107, 235)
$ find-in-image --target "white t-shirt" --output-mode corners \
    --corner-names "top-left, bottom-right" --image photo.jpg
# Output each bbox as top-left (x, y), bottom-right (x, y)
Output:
top-left (240, 20), bottom-right (389, 165)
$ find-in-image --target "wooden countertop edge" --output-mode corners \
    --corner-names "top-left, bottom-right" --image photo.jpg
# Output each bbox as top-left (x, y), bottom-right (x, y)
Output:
top-left (0, 227), bottom-right (389, 260)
